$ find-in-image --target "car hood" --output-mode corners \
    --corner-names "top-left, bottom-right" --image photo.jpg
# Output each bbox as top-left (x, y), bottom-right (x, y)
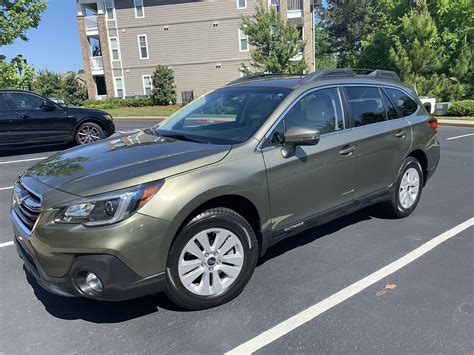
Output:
top-left (65, 106), bottom-right (108, 116)
top-left (22, 129), bottom-right (231, 197)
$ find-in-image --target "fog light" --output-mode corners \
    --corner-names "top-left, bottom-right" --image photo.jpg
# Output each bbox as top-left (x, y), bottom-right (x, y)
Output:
top-left (85, 272), bottom-right (103, 293)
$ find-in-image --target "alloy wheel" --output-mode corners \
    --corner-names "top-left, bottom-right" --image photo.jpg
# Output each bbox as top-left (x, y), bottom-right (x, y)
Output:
top-left (78, 125), bottom-right (101, 144)
top-left (178, 228), bottom-right (245, 296)
top-left (399, 167), bottom-right (420, 209)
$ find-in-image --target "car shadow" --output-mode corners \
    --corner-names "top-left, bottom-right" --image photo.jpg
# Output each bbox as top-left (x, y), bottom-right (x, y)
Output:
top-left (27, 205), bottom-right (385, 322)
top-left (0, 143), bottom-right (73, 158)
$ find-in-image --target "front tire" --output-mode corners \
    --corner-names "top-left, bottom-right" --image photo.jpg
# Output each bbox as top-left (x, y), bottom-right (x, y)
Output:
top-left (165, 208), bottom-right (258, 310)
top-left (383, 157), bottom-right (423, 218)
top-left (75, 122), bottom-right (104, 145)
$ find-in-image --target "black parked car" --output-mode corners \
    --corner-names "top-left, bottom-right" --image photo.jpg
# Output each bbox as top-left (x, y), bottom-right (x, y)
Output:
top-left (0, 89), bottom-right (115, 147)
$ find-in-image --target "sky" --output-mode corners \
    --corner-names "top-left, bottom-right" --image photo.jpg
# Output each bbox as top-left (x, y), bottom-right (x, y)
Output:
top-left (0, 0), bottom-right (84, 73)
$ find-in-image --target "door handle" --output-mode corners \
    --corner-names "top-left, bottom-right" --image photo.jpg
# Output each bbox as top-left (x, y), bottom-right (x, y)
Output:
top-left (339, 145), bottom-right (356, 156)
top-left (20, 114), bottom-right (30, 119)
top-left (395, 130), bottom-right (407, 138)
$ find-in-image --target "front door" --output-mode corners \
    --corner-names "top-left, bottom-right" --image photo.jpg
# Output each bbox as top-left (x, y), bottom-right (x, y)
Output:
top-left (7, 92), bottom-right (72, 144)
top-left (342, 86), bottom-right (412, 199)
top-left (261, 87), bottom-right (357, 236)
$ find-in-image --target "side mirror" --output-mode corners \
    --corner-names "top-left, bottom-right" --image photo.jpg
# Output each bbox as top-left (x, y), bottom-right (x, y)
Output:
top-left (41, 101), bottom-right (55, 111)
top-left (281, 126), bottom-right (320, 158)
top-left (423, 102), bottom-right (432, 114)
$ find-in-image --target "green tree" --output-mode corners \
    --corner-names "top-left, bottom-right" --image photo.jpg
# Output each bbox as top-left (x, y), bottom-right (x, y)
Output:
top-left (313, 15), bottom-right (337, 69)
top-left (32, 69), bottom-right (62, 98)
top-left (240, 1), bottom-right (307, 74)
top-left (61, 72), bottom-right (88, 106)
top-left (0, 54), bottom-right (34, 88)
top-left (0, 0), bottom-right (46, 89)
top-left (150, 65), bottom-right (176, 105)
top-left (0, 0), bottom-right (47, 46)
top-left (389, 0), bottom-right (446, 96)
top-left (322, 0), bottom-right (382, 67)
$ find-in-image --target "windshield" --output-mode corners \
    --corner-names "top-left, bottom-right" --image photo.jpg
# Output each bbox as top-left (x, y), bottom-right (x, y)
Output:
top-left (155, 87), bottom-right (291, 144)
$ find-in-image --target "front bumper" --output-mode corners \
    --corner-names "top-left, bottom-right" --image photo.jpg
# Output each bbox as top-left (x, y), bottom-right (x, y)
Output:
top-left (14, 237), bottom-right (166, 301)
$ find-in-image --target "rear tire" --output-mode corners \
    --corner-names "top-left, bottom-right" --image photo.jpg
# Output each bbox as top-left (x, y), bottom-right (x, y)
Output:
top-left (165, 208), bottom-right (258, 310)
top-left (382, 157), bottom-right (423, 218)
top-left (75, 122), bottom-right (104, 145)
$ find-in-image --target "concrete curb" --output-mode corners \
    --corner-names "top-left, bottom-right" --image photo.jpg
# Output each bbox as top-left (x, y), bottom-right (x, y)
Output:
top-left (437, 119), bottom-right (474, 128)
top-left (113, 116), bottom-right (167, 121)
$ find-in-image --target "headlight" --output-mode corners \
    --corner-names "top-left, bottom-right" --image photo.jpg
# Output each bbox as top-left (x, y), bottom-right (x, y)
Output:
top-left (103, 114), bottom-right (113, 121)
top-left (54, 181), bottom-right (163, 226)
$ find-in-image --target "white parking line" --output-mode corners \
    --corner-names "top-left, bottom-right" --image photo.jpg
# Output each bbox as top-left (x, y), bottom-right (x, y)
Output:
top-left (226, 218), bottom-right (474, 355)
top-left (0, 186), bottom-right (13, 191)
top-left (446, 133), bottom-right (474, 141)
top-left (0, 241), bottom-right (14, 248)
top-left (0, 157), bottom-right (46, 165)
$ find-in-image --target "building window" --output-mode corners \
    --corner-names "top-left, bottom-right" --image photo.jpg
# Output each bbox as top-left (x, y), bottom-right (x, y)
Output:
top-left (105, 0), bottom-right (115, 20)
top-left (134, 0), bottom-right (145, 18)
top-left (237, 0), bottom-right (247, 9)
top-left (138, 35), bottom-right (149, 59)
top-left (115, 77), bottom-right (124, 98)
top-left (110, 37), bottom-right (120, 61)
top-left (239, 29), bottom-right (249, 52)
top-left (143, 75), bottom-right (152, 96)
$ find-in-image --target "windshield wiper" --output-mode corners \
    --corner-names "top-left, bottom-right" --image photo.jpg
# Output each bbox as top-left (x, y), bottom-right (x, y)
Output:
top-left (159, 133), bottom-right (208, 144)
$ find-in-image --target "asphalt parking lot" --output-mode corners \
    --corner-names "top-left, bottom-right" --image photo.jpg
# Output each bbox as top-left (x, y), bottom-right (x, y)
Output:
top-left (0, 121), bottom-right (473, 354)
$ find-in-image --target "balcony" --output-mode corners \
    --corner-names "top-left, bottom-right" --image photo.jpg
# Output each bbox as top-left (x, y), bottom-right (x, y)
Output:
top-left (287, 0), bottom-right (303, 18)
top-left (90, 56), bottom-right (104, 74)
top-left (84, 15), bottom-right (99, 35)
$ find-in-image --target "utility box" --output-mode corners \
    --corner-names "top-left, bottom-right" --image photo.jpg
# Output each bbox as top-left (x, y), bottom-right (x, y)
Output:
top-left (433, 102), bottom-right (452, 116)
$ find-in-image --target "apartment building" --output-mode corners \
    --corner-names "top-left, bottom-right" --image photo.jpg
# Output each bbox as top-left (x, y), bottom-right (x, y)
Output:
top-left (76, 0), bottom-right (315, 102)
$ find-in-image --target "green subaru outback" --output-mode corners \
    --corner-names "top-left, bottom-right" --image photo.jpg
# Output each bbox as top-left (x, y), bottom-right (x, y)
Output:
top-left (11, 69), bottom-right (440, 310)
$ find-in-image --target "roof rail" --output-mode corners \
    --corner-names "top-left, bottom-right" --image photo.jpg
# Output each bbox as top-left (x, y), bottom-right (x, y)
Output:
top-left (299, 68), bottom-right (356, 84)
top-left (366, 69), bottom-right (401, 82)
top-left (300, 68), bottom-right (401, 84)
top-left (227, 73), bottom-right (301, 86)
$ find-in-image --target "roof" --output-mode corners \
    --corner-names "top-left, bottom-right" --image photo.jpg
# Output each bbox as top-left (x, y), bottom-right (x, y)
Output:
top-left (226, 69), bottom-right (406, 91)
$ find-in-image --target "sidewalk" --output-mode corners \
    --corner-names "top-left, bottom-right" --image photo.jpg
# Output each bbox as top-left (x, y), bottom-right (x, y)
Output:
top-left (437, 119), bottom-right (474, 127)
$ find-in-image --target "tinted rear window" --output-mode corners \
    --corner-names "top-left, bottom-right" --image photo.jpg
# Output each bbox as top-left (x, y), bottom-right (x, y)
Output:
top-left (386, 88), bottom-right (418, 117)
top-left (381, 90), bottom-right (399, 120)
top-left (345, 86), bottom-right (386, 126)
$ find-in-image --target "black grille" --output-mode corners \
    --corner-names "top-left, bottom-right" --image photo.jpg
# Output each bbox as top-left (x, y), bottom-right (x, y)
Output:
top-left (13, 183), bottom-right (42, 232)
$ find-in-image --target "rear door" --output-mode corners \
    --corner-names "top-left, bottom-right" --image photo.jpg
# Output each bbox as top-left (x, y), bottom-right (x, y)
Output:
top-left (343, 85), bottom-right (412, 199)
top-left (8, 92), bottom-right (72, 144)
top-left (0, 93), bottom-right (20, 146)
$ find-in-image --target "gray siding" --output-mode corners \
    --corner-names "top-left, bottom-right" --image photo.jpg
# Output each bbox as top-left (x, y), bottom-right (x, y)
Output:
top-left (107, 0), bottom-right (258, 101)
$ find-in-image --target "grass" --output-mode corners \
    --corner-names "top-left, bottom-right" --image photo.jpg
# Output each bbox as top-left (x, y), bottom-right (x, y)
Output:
top-left (104, 105), bottom-right (181, 118)
top-left (436, 116), bottom-right (474, 120)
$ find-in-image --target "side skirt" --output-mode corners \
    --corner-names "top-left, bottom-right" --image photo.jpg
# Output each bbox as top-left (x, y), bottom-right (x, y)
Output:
top-left (260, 188), bottom-right (392, 254)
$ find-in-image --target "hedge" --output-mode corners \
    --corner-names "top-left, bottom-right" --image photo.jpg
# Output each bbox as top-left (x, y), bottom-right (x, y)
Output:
top-left (83, 97), bottom-right (153, 109)
top-left (448, 100), bottom-right (474, 116)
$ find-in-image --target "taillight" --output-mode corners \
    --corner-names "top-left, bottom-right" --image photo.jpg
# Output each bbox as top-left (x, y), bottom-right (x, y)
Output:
top-left (428, 118), bottom-right (438, 130)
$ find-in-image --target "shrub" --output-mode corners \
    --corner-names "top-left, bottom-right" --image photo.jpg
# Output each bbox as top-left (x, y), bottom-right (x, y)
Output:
top-left (61, 72), bottom-right (88, 106)
top-left (151, 65), bottom-right (177, 105)
top-left (448, 100), bottom-right (474, 116)
top-left (83, 97), bottom-right (153, 109)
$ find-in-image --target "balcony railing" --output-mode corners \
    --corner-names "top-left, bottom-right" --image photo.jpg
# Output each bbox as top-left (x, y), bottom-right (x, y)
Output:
top-left (288, 0), bottom-right (303, 11)
top-left (90, 56), bottom-right (103, 70)
top-left (84, 16), bottom-right (98, 31)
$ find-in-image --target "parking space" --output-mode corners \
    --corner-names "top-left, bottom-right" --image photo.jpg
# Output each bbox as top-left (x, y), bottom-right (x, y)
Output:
top-left (0, 124), bottom-right (472, 354)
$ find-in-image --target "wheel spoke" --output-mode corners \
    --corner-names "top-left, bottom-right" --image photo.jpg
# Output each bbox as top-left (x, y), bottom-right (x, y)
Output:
top-left (219, 235), bottom-right (239, 255)
top-left (184, 240), bottom-right (205, 261)
top-left (180, 266), bottom-right (204, 287)
top-left (178, 259), bottom-right (202, 275)
top-left (218, 264), bottom-right (241, 278)
top-left (198, 271), bottom-right (211, 295)
top-left (211, 270), bottom-right (224, 293)
top-left (195, 231), bottom-right (212, 252)
top-left (221, 253), bottom-right (244, 266)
